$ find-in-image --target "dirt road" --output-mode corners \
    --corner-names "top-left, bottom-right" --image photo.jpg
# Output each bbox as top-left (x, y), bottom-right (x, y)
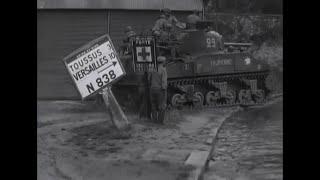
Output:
top-left (37, 101), bottom-right (238, 180)
top-left (203, 98), bottom-right (283, 180)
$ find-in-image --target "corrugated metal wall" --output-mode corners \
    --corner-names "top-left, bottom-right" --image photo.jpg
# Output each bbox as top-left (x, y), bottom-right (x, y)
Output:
top-left (37, 10), bottom-right (108, 99)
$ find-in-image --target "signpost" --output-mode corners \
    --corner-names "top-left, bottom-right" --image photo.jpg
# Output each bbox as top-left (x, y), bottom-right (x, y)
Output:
top-left (63, 34), bottom-right (129, 130)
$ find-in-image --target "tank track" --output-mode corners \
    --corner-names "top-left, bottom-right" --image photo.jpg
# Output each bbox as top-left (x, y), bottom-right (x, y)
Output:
top-left (167, 71), bottom-right (270, 109)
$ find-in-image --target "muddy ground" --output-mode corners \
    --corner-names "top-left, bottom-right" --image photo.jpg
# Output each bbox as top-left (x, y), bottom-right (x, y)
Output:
top-left (37, 101), bottom-right (238, 180)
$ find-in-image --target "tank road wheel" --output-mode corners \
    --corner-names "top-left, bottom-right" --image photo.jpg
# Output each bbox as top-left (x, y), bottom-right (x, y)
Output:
top-left (171, 93), bottom-right (184, 108)
top-left (193, 92), bottom-right (204, 107)
top-left (252, 90), bottom-right (265, 104)
top-left (225, 90), bottom-right (236, 105)
top-left (205, 91), bottom-right (220, 106)
top-left (238, 90), bottom-right (253, 105)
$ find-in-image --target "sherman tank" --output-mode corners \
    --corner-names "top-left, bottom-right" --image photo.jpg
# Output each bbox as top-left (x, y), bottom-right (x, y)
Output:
top-left (113, 21), bottom-right (272, 109)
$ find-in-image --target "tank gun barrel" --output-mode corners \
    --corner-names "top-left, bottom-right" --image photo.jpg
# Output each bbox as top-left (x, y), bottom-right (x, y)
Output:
top-left (224, 42), bottom-right (253, 47)
top-left (157, 40), bottom-right (183, 45)
top-left (165, 57), bottom-right (185, 66)
top-left (223, 42), bottom-right (253, 52)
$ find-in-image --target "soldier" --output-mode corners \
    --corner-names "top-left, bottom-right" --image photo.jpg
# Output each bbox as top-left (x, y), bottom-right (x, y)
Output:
top-left (164, 8), bottom-right (186, 29)
top-left (152, 14), bottom-right (176, 44)
top-left (148, 56), bottom-right (167, 124)
top-left (120, 26), bottom-right (136, 56)
top-left (125, 26), bottom-right (136, 40)
top-left (186, 10), bottom-right (202, 29)
top-left (152, 14), bottom-right (168, 36)
top-left (163, 8), bottom-right (179, 27)
top-left (138, 71), bottom-right (150, 121)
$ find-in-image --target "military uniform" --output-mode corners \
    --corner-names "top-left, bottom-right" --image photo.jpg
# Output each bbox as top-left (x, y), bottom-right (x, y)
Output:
top-left (138, 72), bottom-right (151, 121)
top-left (149, 56), bottom-right (167, 124)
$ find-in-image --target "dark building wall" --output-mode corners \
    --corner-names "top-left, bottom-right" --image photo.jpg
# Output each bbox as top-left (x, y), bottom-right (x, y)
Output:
top-left (37, 10), bottom-right (108, 99)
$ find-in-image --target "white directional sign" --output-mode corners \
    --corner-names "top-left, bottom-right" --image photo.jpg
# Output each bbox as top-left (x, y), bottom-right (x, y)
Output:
top-left (63, 34), bottom-right (126, 99)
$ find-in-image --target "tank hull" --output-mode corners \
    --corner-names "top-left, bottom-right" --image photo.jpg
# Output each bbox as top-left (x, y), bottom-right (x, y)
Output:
top-left (113, 30), bottom-right (272, 109)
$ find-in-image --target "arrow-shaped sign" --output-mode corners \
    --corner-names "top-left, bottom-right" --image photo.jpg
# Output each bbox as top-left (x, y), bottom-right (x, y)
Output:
top-left (98, 61), bottom-right (117, 74)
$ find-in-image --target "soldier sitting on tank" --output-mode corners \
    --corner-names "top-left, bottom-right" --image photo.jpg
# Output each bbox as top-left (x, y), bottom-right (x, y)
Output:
top-left (152, 14), bottom-right (169, 39)
top-left (186, 10), bottom-right (202, 29)
top-left (163, 8), bottom-right (178, 26)
top-left (153, 8), bottom-right (185, 39)
top-left (163, 8), bottom-right (186, 29)
top-left (152, 15), bottom-right (175, 57)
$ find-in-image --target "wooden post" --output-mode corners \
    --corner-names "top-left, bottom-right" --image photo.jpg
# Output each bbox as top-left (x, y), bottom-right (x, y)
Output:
top-left (101, 86), bottom-right (130, 130)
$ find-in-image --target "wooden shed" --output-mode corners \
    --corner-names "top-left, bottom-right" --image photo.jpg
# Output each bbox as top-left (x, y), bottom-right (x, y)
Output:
top-left (37, 0), bottom-right (203, 99)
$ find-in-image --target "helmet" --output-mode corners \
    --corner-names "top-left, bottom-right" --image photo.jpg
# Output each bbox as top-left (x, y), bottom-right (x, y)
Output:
top-left (125, 26), bottom-right (132, 33)
top-left (159, 14), bottom-right (166, 19)
top-left (207, 30), bottom-right (222, 38)
top-left (157, 56), bottom-right (166, 63)
top-left (126, 31), bottom-right (136, 37)
top-left (165, 23), bottom-right (173, 29)
top-left (163, 8), bottom-right (171, 14)
top-left (153, 30), bottom-right (161, 36)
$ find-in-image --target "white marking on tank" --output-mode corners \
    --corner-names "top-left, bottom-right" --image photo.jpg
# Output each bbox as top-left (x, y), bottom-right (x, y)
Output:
top-left (245, 57), bottom-right (251, 65)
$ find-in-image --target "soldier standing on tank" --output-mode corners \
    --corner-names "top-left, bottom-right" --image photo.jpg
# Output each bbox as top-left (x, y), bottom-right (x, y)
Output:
top-left (148, 56), bottom-right (167, 124)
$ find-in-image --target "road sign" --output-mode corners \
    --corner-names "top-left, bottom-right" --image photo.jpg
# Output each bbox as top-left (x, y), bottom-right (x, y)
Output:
top-left (132, 36), bottom-right (157, 72)
top-left (63, 34), bottom-right (126, 100)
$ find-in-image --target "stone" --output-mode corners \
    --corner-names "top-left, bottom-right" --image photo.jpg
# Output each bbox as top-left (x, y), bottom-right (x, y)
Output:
top-left (142, 149), bottom-right (190, 163)
top-left (185, 150), bottom-right (210, 168)
top-left (205, 137), bottom-right (214, 145)
top-left (141, 149), bottom-right (160, 160)
top-left (210, 128), bottom-right (218, 137)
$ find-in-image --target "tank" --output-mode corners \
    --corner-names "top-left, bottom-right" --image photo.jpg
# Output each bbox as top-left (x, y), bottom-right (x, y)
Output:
top-left (113, 21), bottom-right (272, 109)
